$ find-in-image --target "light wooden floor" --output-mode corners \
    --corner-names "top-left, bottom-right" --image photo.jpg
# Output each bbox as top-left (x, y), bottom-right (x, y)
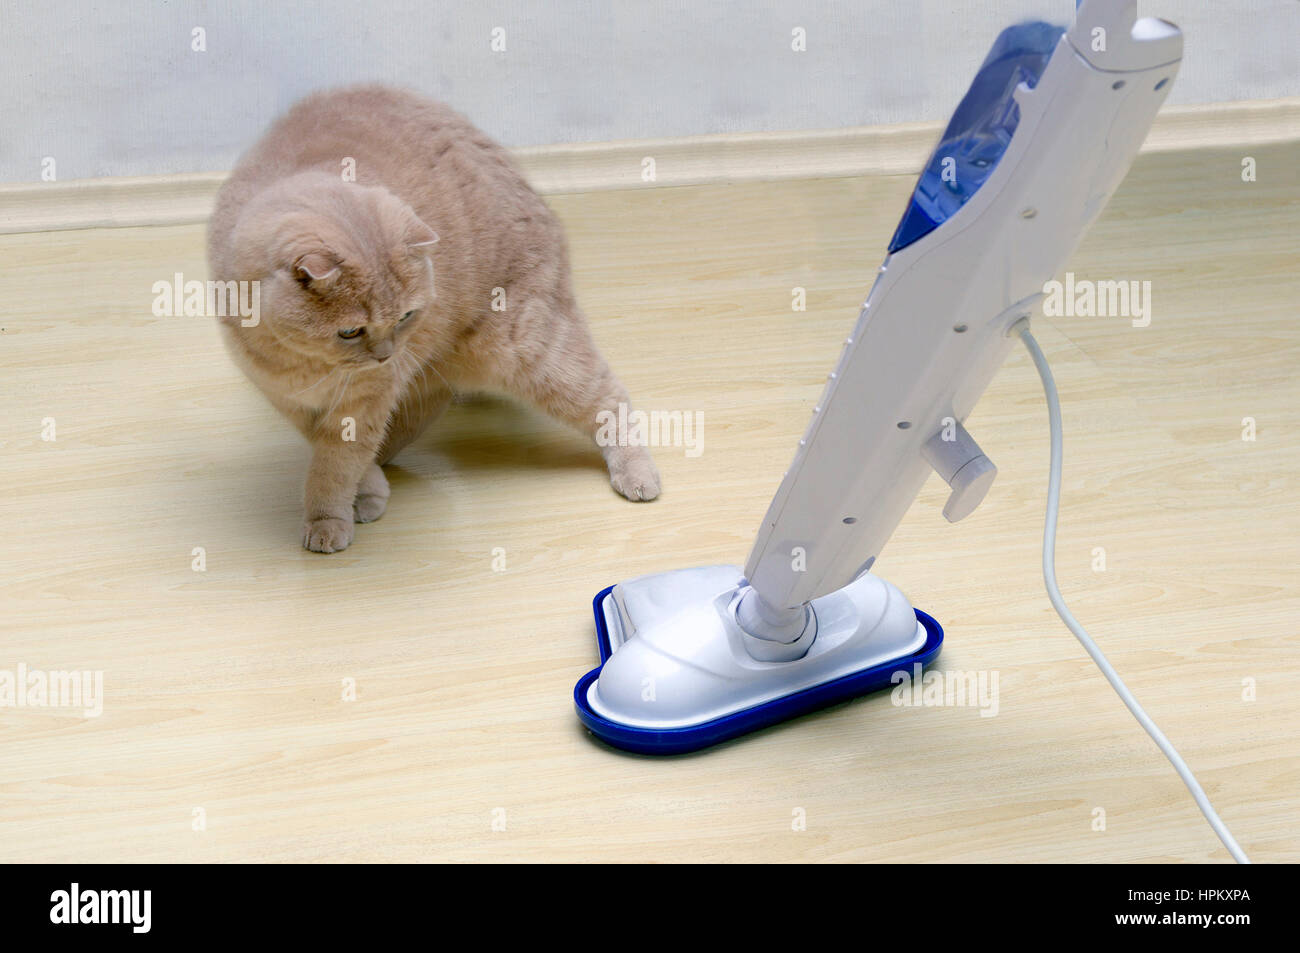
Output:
top-left (1, 141), bottom-right (1296, 863)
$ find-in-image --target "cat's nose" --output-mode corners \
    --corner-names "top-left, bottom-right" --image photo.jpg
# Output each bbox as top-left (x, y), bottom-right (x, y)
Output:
top-left (370, 339), bottom-right (395, 362)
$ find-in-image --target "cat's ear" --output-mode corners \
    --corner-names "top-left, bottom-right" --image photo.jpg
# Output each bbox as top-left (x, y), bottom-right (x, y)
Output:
top-left (293, 251), bottom-right (341, 286)
top-left (406, 218), bottom-right (439, 249)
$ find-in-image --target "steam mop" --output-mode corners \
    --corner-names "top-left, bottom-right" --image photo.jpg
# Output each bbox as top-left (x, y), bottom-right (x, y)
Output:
top-left (574, 1), bottom-right (1250, 861)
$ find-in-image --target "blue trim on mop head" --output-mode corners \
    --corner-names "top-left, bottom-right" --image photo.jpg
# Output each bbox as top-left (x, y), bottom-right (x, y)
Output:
top-left (574, 585), bottom-right (945, 756)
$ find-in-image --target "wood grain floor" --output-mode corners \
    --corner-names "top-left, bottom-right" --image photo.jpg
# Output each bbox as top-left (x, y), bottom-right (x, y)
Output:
top-left (1, 141), bottom-right (1295, 863)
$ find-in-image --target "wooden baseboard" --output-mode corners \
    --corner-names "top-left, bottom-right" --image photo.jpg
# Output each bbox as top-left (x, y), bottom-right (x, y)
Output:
top-left (2, 97), bottom-right (1297, 236)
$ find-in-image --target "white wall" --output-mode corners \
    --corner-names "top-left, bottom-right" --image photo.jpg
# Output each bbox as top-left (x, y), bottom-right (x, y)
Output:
top-left (3, 0), bottom-right (1297, 182)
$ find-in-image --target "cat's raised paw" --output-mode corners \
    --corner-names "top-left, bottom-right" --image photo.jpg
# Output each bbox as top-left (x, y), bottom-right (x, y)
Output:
top-left (608, 450), bottom-right (661, 502)
top-left (303, 517), bottom-right (355, 553)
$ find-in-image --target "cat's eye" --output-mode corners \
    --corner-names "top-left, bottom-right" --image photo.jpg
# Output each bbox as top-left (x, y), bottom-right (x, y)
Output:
top-left (400, 311), bottom-right (415, 323)
top-left (338, 327), bottom-right (363, 340)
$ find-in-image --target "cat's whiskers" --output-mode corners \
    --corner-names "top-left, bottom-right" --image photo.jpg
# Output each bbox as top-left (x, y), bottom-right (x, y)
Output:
top-left (425, 360), bottom-right (452, 394)
top-left (288, 364), bottom-right (342, 400)
top-left (410, 353), bottom-right (430, 391)
top-left (399, 350), bottom-right (419, 386)
top-left (260, 315), bottom-right (301, 357)
top-left (400, 347), bottom-right (453, 403)
top-left (409, 352), bottom-right (436, 424)
top-left (316, 371), bottom-right (354, 433)
top-left (409, 346), bottom-right (455, 397)
top-left (394, 351), bottom-right (413, 394)
top-left (397, 351), bottom-right (423, 421)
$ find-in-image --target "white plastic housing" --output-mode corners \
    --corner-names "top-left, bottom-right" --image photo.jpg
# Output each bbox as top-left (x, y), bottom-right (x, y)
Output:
top-left (744, 0), bottom-right (1182, 611)
top-left (586, 566), bottom-right (925, 729)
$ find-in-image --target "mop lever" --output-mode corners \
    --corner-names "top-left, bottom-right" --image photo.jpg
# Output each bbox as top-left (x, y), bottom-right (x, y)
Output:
top-left (921, 419), bottom-right (997, 524)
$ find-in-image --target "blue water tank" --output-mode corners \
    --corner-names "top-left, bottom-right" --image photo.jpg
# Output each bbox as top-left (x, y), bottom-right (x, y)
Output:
top-left (888, 21), bottom-right (1065, 253)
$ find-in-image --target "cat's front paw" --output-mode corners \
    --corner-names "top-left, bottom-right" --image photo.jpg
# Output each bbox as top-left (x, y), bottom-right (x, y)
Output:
top-left (303, 516), bottom-right (355, 553)
top-left (607, 448), bottom-right (661, 502)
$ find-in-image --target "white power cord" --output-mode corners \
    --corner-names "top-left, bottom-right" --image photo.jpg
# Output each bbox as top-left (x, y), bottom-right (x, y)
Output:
top-left (1017, 326), bottom-right (1250, 864)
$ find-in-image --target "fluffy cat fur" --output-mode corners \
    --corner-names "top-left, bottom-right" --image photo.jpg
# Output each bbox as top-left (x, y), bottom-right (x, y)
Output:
top-left (208, 85), bottom-right (660, 553)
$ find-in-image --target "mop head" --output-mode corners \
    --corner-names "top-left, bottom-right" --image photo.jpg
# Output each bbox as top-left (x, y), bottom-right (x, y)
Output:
top-left (574, 573), bottom-right (943, 755)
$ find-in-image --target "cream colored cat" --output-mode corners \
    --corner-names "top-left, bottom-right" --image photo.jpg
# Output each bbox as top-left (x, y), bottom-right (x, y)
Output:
top-left (208, 85), bottom-right (660, 553)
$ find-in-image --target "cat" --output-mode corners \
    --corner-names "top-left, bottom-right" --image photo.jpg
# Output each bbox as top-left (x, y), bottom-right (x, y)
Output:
top-left (207, 85), bottom-right (660, 553)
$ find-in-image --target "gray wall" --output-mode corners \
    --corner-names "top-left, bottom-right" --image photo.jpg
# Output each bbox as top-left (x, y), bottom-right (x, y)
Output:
top-left (3, 0), bottom-right (1298, 183)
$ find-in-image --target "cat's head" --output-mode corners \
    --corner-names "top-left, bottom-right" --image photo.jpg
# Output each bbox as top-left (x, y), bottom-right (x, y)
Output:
top-left (231, 172), bottom-right (439, 368)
